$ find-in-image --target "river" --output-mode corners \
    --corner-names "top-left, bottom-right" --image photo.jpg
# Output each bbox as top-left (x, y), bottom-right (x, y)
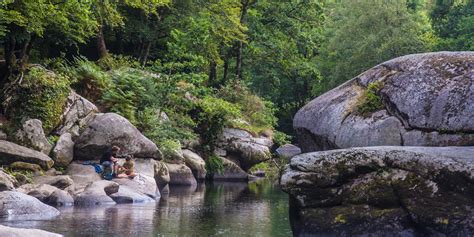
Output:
top-left (1, 180), bottom-right (292, 237)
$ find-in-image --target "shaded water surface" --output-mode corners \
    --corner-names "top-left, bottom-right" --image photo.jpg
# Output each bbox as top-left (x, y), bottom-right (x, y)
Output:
top-left (2, 180), bottom-right (291, 237)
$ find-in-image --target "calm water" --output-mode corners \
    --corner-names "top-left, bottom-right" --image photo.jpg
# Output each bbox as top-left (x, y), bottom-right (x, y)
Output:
top-left (1, 180), bottom-right (292, 237)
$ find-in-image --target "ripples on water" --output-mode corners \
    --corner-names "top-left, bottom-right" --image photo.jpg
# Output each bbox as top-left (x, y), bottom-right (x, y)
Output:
top-left (2, 180), bottom-right (292, 237)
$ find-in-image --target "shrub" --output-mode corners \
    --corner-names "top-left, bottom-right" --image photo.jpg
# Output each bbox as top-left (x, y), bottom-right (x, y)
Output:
top-left (70, 57), bottom-right (111, 103)
top-left (356, 81), bottom-right (385, 117)
top-left (5, 66), bottom-right (70, 133)
top-left (205, 154), bottom-right (224, 178)
top-left (273, 131), bottom-right (292, 148)
top-left (97, 54), bottom-right (140, 71)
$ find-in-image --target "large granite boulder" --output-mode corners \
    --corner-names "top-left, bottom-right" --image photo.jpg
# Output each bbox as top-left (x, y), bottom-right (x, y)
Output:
top-left (112, 174), bottom-right (159, 199)
top-left (74, 180), bottom-right (119, 206)
top-left (74, 113), bottom-right (161, 160)
top-left (18, 184), bottom-right (74, 207)
top-left (280, 146), bottom-right (474, 236)
top-left (166, 163), bottom-right (197, 186)
top-left (0, 191), bottom-right (60, 220)
top-left (212, 157), bottom-right (248, 181)
top-left (217, 128), bottom-right (272, 171)
top-left (65, 162), bottom-right (102, 192)
top-left (294, 52), bottom-right (474, 152)
top-left (33, 175), bottom-right (75, 191)
top-left (275, 144), bottom-right (301, 160)
top-left (14, 119), bottom-right (52, 155)
top-left (0, 140), bottom-right (54, 170)
top-left (182, 149), bottom-right (206, 180)
top-left (0, 225), bottom-right (62, 237)
top-left (54, 91), bottom-right (98, 137)
top-left (51, 133), bottom-right (74, 167)
top-left (110, 185), bottom-right (155, 204)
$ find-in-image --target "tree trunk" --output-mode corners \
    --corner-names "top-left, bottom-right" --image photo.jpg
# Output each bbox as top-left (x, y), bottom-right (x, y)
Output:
top-left (97, 26), bottom-right (108, 59)
top-left (18, 36), bottom-right (32, 70)
top-left (223, 58), bottom-right (229, 83)
top-left (141, 42), bottom-right (152, 66)
top-left (209, 61), bottom-right (217, 86)
top-left (236, 41), bottom-right (243, 79)
top-left (5, 36), bottom-right (17, 75)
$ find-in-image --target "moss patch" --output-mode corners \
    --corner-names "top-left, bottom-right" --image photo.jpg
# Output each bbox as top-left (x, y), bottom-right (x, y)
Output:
top-left (356, 81), bottom-right (385, 117)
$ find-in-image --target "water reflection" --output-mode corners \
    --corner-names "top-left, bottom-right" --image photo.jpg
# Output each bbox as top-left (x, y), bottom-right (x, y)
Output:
top-left (1, 180), bottom-right (291, 237)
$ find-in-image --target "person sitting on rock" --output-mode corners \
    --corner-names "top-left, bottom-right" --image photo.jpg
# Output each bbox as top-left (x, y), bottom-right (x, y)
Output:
top-left (119, 155), bottom-right (136, 179)
top-left (100, 145), bottom-right (120, 179)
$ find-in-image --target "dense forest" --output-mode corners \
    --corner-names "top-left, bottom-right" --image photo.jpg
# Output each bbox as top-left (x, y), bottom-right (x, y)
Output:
top-left (0, 0), bottom-right (472, 162)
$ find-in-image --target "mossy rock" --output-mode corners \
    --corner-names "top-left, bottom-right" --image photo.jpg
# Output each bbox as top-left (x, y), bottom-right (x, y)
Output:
top-left (4, 66), bottom-right (70, 134)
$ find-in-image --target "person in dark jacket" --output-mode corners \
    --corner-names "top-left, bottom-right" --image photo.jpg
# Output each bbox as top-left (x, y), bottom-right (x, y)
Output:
top-left (100, 145), bottom-right (120, 178)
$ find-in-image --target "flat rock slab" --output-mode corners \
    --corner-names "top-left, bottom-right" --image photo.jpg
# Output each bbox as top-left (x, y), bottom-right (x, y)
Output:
top-left (74, 180), bottom-right (119, 206)
top-left (0, 140), bottom-right (54, 170)
top-left (281, 146), bottom-right (474, 236)
top-left (0, 191), bottom-right (60, 220)
top-left (110, 185), bottom-right (155, 204)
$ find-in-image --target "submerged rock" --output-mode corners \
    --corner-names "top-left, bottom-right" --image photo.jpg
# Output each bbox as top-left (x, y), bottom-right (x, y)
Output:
top-left (74, 113), bottom-right (162, 160)
top-left (294, 52), bottom-right (474, 152)
top-left (0, 140), bottom-right (54, 170)
top-left (0, 191), bottom-right (60, 220)
top-left (0, 225), bottom-right (62, 237)
top-left (18, 184), bottom-right (73, 207)
top-left (74, 180), bottom-right (119, 206)
top-left (281, 146), bottom-right (474, 236)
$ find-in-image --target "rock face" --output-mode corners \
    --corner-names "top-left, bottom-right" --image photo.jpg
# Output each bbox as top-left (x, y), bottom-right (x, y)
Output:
top-left (280, 146), bottom-right (474, 236)
top-left (66, 162), bottom-right (102, 191)
top-left (18, 184), bottom-right (74, 207)
top-left (14, 119), bottom-right (52, 155)
top-left (294, 52), bottom-right (474, 152)
top-left (110, 185), bottom-right (155, 204)
top-left (0, 140), bottom-right (54, 170)
top-left (112, 174), bottom-right (159, 199)
top-left (54, 91), bottom-right (98, 137)
top-left (0, 191), bottom-right (60, 220)
top-left (154, 161), bottom-right (170, 191)
top-left (74, 113), bottom-right (161, 160)
top-left (217, 128), bottom-right (272, 171)
top-left (33, 175), bottom-right (75, 191)
top-left (182, 149), bottom-right (207, 180)
top-left (0, 225), bottom-right (62, 237)
top-left (51, 133), bottom-right (74, 167)
top-left (166, 163), bottom-right (197, 186)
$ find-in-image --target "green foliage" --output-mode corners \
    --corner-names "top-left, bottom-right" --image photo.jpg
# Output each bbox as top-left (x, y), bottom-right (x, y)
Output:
top-left (6, 67), bottom-right (70, 133)
top-left (97, 54), bottom-right (140, 71)
top-left (273, 131), bottom-right (292, 148)
top-left (205, 154), bottom-right (225, 178)
top-left (318, 0), bottom-right (431, 92)
top-left (69, 57), bottom-right (112, 103)
top-left (356, 82), bottom-right (385, 117)
top-left (196, 96), bottom-right (241, 153)
top-left (3, 167), bottom-right (34, 184)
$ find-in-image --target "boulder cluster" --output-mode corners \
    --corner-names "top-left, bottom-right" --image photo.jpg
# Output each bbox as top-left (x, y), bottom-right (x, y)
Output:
top-left (281, 52), bottom-right (474, 236)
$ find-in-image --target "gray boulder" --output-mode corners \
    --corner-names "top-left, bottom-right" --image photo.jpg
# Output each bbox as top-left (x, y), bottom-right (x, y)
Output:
top-left (112, 174), bottom-right (159, 198)
top-left (154, 161), bottom-right (170, 191)
top-left (182, 149), bottom-right (206, 180)
top-left (18, 184), bottom-right (73, 207)
top-left (212, 157), bottom-right (248, 181)
top-left (14, 119), bottom-right (52, 155)
top-left (54, 91), bottom-right (98, 137)
top-left (0, 225), bottom-right (62, 237)
top-left (280, 146), bottom-right (474, 236)
top-left (0, 191), bottom-right (60, 220)
top-left (74, 113), bottom-right (161, 160)
top-left (32, 175), bottom-right (74, 190)
top-left (275, 144), bottom-right (302, 160)
top-left (0, 140), bottom-right (54, 170)
top-left (46, 189), bottom-right (74, 206)
top-left (74, 180), bottom-right (119, 206)
top-left (294, 52), bottom-right (474, 152)
top-left (217, 128), bottom-right (272, 171)
top-left (110, 185), bottom-right (155, 204)
top-left (66, 162), bottom-right (102, 192)
top-left (0, 170), bottom-right (16, 191)
top-left (166, 163), bottom-right (197, 186)
top-left (51, 133), bottom-right (74, 167)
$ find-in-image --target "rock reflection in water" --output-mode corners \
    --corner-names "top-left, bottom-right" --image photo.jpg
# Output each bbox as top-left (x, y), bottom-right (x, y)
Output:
top-left (1, 180), bottom-right (291, 237)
